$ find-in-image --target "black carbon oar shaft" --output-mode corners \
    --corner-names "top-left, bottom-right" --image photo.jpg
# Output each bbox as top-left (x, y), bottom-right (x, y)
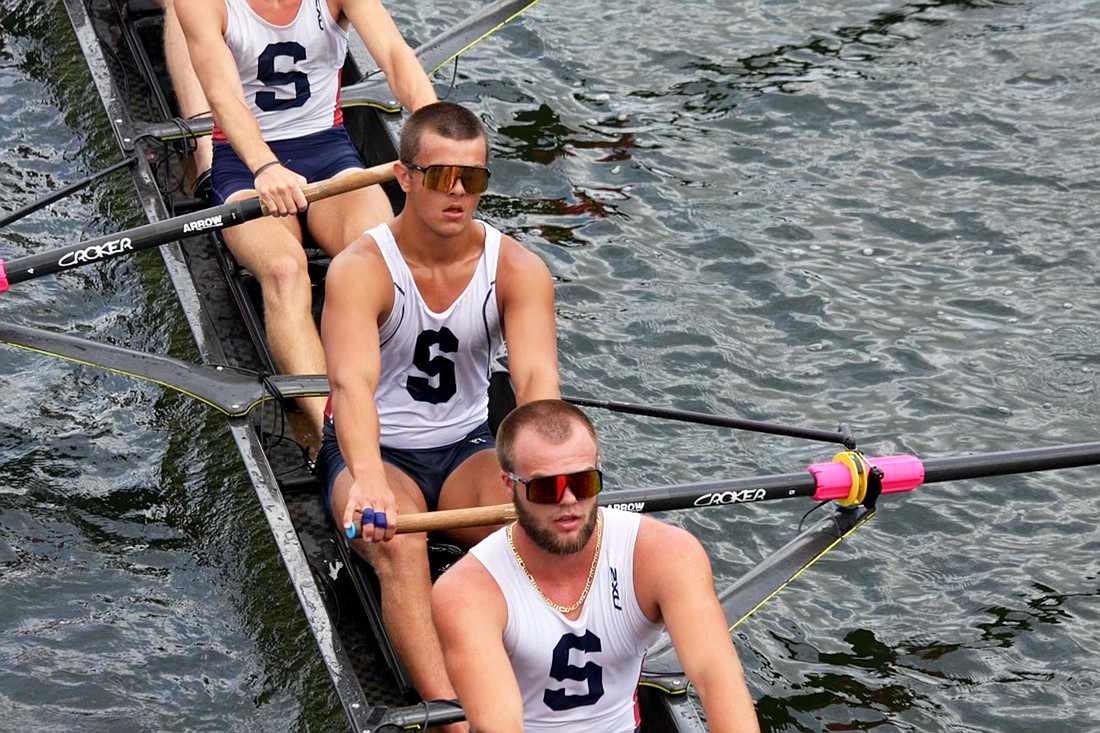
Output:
top-left (921, 442), bottom-right (1100, 484)
top-left (0, 161), bottom-right (395, 292)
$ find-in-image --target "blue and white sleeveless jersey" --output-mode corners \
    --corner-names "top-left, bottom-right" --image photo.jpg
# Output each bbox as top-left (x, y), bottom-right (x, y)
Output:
top-left (370, 221), bottom-right (503, 449)
top-left (470, 509), bottom-right (663, 733)
top-left (216, 0), bottom-right (346, 142)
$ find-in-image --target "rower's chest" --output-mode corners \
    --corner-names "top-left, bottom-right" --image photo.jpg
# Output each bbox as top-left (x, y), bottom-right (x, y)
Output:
top-left (407, 259), bottom-right (481, 313)
top-left (245, 0), bottom-right (312, 26)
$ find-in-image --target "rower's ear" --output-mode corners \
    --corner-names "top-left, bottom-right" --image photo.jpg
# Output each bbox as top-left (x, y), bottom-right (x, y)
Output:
top-left (500, 469), bottom-right (515, 498)
top-left (394, 161), bottom-right (413, 193)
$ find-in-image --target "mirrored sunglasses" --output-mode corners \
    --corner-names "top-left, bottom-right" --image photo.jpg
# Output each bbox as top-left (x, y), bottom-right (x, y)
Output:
top-left (403, 162), bottom-right (491, 194)
top-left (508, 468), bottom-right (603, 505)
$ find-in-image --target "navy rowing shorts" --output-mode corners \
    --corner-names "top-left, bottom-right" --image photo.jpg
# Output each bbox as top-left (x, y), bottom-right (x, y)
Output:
top-left (211, 125), bottom-right (366, 205)
top-left (316, 419), bottom-right (496, 524)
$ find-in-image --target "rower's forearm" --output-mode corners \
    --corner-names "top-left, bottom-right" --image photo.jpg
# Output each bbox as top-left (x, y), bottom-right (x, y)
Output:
top-left (697, 682), bottom-right (761, 733)
top-left (208, 96), bottom-right (276, 172)
top-left (393, 76), bottom-right (438, 113)
top-left (511, 369), bottom-right (560, 406)
top-left (388, 50), bottom-right (438, 112)
top-left (459, 704), bottom-right (525, 733)
top-left (331, 390), bottom-right (385, 479)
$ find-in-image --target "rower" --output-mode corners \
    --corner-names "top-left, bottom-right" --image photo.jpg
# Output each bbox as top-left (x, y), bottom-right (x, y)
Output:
top-left (317, 102), bottom-right (560, 732)
top-left (175, 0), bottom-right (437, 449)
top-left (431, 399), bottom-right (761, 733)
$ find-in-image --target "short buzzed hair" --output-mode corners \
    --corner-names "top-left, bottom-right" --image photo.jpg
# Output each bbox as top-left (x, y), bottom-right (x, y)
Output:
top-left (399, 101), bottom-right (489, 164)
top-left (496, 400), bottom-right (598, 474)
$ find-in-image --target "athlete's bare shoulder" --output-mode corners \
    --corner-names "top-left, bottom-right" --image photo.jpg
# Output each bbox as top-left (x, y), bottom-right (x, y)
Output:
top-left (326, 231), bottom-right (395, 316)
top-left (498, 233), bottom-right (550, 277)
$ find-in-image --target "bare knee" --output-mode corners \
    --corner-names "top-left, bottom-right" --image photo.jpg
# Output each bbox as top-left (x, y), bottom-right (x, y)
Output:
top-left (262, 251), bottom-right (309, 285)
top-left (243, 249), bottom-right (311, 308)
top-left (361, 533), bottom-right (429, 579)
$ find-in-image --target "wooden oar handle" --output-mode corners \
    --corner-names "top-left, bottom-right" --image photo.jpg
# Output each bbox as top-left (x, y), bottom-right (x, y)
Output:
top-left (299, 160), bottom-right (397, 206)
top-left (397, 503), bottom-right (516, 534)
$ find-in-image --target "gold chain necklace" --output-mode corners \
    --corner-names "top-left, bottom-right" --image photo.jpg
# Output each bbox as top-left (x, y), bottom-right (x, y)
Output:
top-left (507, 513), bottom-right (603, 615)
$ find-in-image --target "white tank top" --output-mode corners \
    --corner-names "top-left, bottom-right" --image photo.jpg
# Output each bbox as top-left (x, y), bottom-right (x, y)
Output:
top-left (369, 221), bottom-right (503, 449)
top-left (216, 0), bottom-right (346, 142)
top-left (470, 509), bottom-right (663, 733)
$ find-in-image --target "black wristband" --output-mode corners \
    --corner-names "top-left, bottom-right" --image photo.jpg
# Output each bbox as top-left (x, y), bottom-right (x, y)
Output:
top-left (253, 160), bottom-right (281, 178)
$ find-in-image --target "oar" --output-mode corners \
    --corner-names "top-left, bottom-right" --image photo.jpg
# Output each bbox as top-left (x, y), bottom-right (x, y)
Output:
top-left (343, 0), bottom-right (546, 110)
top-left (0, 322), bottom-right (327, 416)
top-left (0, 158), bottom-right (137, 229)
top-left (565, 394), bottom-right (857, 448)
top-left (10, 323), bottom-right (1099, 495)
top-left (1, 324), bottom-right (864, 454)
top-left (8, 322), bottom-right (1100, 532)
top-left (392, 441), bottom-right (1100, 533)
top-left (140, 0), bottom-right (544, 143)
top-left (0, 161), bottom-right (395, 293)
top-left (391, 452), bottom-right (905, 534)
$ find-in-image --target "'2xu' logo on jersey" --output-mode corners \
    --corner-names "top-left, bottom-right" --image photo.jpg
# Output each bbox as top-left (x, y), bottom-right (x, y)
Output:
top-left (544, 631), bottom-right (604, 711)
top-left (406, 328), bottom-right (458, 404)
top-left (255, 42), bottom-right (311, 111)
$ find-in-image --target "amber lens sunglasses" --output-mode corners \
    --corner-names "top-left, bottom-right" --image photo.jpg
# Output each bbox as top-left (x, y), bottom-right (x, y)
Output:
top-left (403, 162), bottom-right (491, 194)
top-left (508, 469), bottom-right (603, 504)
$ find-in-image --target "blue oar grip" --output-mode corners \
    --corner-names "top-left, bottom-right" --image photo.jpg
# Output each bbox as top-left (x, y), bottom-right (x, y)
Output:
top-left (346, 509), bottom-right (376, 539)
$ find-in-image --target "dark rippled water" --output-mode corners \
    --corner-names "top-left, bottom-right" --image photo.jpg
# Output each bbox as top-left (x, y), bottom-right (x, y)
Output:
top-left (2, 0), bottom-right (1099, 730)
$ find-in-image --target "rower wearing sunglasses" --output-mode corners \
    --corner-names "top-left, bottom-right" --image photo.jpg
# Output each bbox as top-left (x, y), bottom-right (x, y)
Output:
top-left (177, 0), bottom-right (438, 449)
top-left (317, 102), bottom-right (560, 726)
top-left (432, 400), bottom-right (761, 733)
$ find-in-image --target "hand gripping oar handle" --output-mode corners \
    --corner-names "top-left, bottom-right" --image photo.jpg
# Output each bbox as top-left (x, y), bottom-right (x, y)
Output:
top-left (0, 161), bottom-right (396, 293)
top-left (346, 504), bottom-right (518, 539)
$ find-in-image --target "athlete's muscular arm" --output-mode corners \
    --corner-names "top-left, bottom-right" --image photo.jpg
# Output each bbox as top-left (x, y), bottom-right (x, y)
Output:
top-left (339, 0), bottom-right (438, 112)
top-left (432, 554), bottom-right (524, 733)
top-left (321, 237), bottom-right (398, 542)
top-left (635, 519), bottom-right (761, 733)
top-left (497, 237), bottom-right (560, 405)
top-left (176, 0), bottom-right (307, 215)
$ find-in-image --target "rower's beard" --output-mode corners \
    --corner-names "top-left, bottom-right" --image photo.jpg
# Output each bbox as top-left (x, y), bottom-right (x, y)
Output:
top-left (513, 498), bottom-right (598, 556)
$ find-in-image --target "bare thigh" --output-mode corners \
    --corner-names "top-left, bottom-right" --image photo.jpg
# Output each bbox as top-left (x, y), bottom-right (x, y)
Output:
top-left (437, 450), bottom-right (510, 546)
top-left (307, 174), bottom-right (394, 257)
top-left (331, 464), bottom-right (428, 519)
top-left (222, 189), bottom-right (306, 277)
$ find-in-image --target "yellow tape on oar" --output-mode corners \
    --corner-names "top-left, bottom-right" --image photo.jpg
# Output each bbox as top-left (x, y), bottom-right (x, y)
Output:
top-left (829, 450), bottom-right (870, 506)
